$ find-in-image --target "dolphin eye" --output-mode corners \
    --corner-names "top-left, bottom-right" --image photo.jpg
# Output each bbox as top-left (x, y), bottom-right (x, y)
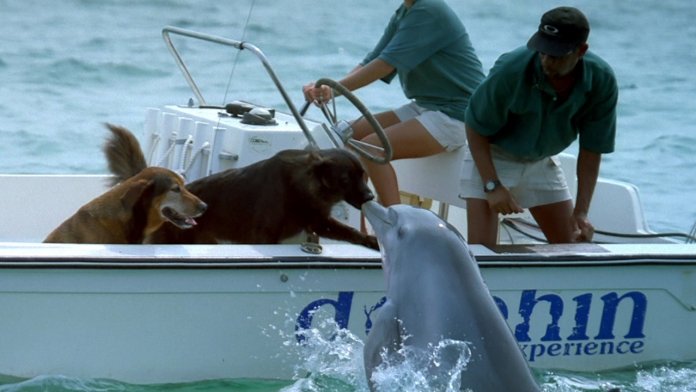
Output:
top-left (397, 226), bottom-right (408, 238)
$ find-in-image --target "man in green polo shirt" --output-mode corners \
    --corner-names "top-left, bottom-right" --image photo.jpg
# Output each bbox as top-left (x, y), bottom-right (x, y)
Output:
top-left (460, 6), bottom-right (618, 247)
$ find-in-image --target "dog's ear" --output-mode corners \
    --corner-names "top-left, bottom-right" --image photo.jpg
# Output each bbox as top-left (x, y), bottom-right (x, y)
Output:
top-left (148, 173), bottom-right (177, 197)
top-left (119, 179), bottom-right (152, 209)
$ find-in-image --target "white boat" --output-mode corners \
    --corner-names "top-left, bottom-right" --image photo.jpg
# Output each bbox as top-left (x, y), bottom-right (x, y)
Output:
top-left (1, 27), bottom-right (695, 383)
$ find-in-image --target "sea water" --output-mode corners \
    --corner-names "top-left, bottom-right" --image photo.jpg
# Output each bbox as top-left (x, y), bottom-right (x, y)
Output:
top-left (1, 0), bottom-right (696, 390)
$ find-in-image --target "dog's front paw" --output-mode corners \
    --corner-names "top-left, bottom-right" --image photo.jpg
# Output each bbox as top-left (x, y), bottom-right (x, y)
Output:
top-left (365, 235), bottom-right (379, 250)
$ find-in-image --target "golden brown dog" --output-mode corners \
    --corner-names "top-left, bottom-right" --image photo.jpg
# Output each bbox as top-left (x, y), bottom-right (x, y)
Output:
top-left (105, 127), bottom-right (378, 249)
top-left (44, 124), bottom-right (207, 244)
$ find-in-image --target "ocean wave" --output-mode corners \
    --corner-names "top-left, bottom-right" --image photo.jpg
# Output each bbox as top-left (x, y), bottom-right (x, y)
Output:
top-left (0, 373), bottom-right (291, 392)
top-left (642, 134), bottom-right (696, 155)
top-left (74, 0), bottom-right (192, 11)
top-left (167, 18), bottom-right (198, 29)
top-left (103, 62), bottom-right (169, 78)
top-left (83, 37), bottom-right (109, 48)
top-left (3, 129), bottom-right (70, 157)
top-left (41, 58), bottom-right (168, 86)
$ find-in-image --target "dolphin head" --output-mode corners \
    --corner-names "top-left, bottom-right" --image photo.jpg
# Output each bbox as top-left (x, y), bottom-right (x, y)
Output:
top-left (362, 201), bottom-right (473, 285)
top-left (361, 200), bottom-right (396, 276)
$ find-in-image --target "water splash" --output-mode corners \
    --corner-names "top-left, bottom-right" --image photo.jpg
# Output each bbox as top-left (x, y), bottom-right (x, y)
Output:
top-left (283, 319), bottom-right (368, 392)
top-left (634, 363), bottom-right (696, 392)
top-left (538, 371), bottom-right (622, 392)
top-left (536, 361), bottom-right (696, 392)
top-left (282, 320), bottom-right (472, 392)
top-left (369, 339), bottom-right (472, 392)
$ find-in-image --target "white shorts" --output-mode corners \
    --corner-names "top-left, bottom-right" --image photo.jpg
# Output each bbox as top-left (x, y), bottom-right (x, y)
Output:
top-left (458, 146), bottom-right (572, 208)
top-left (393, 102), bottom-right (466, 152)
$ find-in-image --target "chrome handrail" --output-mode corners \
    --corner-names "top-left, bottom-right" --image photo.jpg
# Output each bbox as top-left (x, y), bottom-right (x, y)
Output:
top-left (161, 26), bottom-right (319, 149)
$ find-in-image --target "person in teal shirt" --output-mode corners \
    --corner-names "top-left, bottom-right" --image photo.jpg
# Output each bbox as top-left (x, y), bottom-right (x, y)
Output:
top-left (460, 6), bottom-right (618, 247)
top-left (304, 0), bottom-right (484, 206)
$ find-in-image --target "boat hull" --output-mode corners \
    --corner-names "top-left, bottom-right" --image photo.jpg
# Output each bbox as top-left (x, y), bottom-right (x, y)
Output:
top-left (1, 243), bottom-right (695, 383)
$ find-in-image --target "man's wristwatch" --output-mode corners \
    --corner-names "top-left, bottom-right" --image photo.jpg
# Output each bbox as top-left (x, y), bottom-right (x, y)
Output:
top-left (483, 179), bottom-right (502, 193)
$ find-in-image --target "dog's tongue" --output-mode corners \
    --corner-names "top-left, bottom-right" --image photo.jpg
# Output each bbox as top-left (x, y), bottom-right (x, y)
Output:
top-left (186, 217), bottom-right (198, 226)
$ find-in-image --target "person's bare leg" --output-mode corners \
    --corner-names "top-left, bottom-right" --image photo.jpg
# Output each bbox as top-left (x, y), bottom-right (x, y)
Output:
top-left (352, 111), bottom-right (402, 231)
top-left (466, 198), bottom-right (499, 248)
top-left (351, 111), bottom-right (401, 140)
top-left (529, 199), bottom-right (576, 243)
top-left (360, 118), bottom-right (445, 206)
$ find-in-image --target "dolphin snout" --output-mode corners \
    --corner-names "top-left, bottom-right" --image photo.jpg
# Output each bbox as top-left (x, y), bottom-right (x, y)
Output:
top-left (362, 200), bottom-right (389, 222)
top-left (362, 200), bottom-right (392, 238)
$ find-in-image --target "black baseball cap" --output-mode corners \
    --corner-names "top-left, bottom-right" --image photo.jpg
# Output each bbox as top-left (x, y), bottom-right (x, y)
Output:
top-left (527, 6), bottom-right (590, 57)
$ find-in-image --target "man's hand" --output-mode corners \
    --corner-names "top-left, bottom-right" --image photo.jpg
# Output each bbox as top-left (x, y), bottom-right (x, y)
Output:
top-left (571, 211), bottom-right (595, 242)
top-left (486, 186), bottom-right (524, 215)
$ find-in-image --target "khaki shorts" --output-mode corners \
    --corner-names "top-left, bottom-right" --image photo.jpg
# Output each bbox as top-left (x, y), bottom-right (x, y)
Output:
top-left (458, 146), bottom-right (572, 209)
top-left (394, 102), bottom-right (466, 152)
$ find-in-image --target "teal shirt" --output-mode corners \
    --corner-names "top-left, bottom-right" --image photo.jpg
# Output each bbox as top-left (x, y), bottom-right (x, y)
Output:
top-left (465, 47), bottom-right (618, 160)
top-left (362, 0), bottom-right (484, 122)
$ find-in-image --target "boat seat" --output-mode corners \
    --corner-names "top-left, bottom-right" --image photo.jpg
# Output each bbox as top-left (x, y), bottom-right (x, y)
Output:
top-left (392, 147), bottom-right (469, 209)
top-left (589, 178), bottom-right (652, 235)
top-left (0, 174), bottom-right (110, 242)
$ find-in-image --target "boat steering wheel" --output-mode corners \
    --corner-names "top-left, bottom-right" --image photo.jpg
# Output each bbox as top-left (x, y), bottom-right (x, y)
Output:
top-left (302, 78), bottom-right (393, 164)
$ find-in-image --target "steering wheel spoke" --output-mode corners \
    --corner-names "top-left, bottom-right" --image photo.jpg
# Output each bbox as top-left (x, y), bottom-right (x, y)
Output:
top-left (304, 78), bottom-right (393, 164)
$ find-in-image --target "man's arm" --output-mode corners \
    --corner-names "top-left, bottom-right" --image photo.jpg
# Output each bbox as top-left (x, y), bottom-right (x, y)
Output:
top-left (466, 125), bottom-right (498, 184)
top-left (573, 148), bottom-right (602, 241)
top-left (466, 125), bottom-right (523, 215)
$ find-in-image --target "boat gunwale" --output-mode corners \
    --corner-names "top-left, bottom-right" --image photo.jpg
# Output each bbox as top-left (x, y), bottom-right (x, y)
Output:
top-left (1, 253), bottom-right (696, 269)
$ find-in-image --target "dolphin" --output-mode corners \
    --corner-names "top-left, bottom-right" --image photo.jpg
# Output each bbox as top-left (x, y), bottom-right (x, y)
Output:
top-left (362, 201), bottom-right (539, 391)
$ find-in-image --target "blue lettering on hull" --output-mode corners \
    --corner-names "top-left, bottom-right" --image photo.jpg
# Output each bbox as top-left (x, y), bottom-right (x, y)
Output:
top-left (295, 289), bottom-right (648, 363)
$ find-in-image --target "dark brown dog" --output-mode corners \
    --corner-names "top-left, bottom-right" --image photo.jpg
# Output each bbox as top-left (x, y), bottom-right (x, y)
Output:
top-left (44, 124), bottom-right (207, 244)
top-left (106, 132), bottom-right (378, 249)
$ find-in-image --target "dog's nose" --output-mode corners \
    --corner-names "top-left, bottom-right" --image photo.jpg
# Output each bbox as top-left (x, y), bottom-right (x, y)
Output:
top-left (364, 189), bottom-right (375, 201)
top-left (198, 201), bottom-right (208, 213)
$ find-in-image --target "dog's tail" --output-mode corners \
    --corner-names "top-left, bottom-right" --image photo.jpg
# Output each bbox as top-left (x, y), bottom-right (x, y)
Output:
top-left (103, 123), bottom-right (148, 187)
